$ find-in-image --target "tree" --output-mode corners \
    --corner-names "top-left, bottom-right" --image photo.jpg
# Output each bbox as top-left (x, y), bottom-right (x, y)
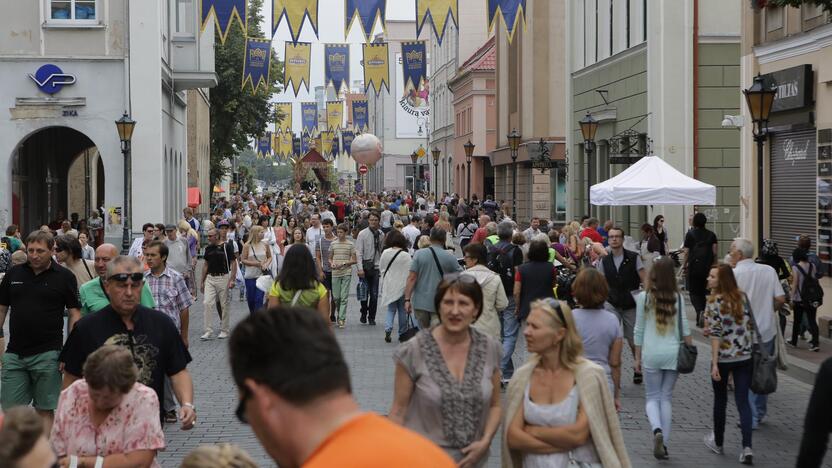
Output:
top-left (763, 0), bottom-right (832, 10)
top-left (209, 0), bottom-right (284, 188)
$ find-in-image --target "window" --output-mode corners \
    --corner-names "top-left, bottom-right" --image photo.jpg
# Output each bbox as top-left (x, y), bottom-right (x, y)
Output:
top-left (48, 0), bottom-right (98, 23)
top-left (766, 7), bottom-right (784, 32)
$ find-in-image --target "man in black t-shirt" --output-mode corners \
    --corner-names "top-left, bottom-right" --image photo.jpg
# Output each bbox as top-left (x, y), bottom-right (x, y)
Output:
top-left (60, 255), bottom-right (196, 428)
top-left (200, 226), bottom-right (237, 340)
top-left (683, 212), bottom-right (718, 327)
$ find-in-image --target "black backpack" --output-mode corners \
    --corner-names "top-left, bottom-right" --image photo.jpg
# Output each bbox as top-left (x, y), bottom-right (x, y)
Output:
top-left (688, 236), bottom-right (713, 277)
top-left (797, 264), bottom-right (824, 308)
top-left (487, 244), bottom-right (517, 294)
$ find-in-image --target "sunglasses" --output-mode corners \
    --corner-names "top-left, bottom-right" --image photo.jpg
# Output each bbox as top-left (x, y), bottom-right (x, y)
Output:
top-left (542, 297), bottom-right (568, 329)
top-left (145, 229), bottom-right (154, 233)
top-left (107, 272), bottom-right (145, 283)
top-left (443, 272), bottom-right (477, 284)
top-left (236, 387), bottom-right (250, 424)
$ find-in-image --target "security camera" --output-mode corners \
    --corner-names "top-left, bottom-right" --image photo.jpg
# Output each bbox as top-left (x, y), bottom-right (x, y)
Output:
top-left (721, 117), bottom-right (733, 127)
top-left (721, 115), bottom-right (745, 128)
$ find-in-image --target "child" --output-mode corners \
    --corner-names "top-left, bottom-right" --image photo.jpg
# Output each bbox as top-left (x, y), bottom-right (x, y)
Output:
top-left (328, 223), bottom-right (357, 329)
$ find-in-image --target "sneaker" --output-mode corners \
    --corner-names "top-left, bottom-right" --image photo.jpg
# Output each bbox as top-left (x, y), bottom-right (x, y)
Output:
top-left (200, 331), bottom-right (213, 341)
top-left (653, 430), bottom-right (666, 460)
top-left (810, 345), bottom-right (820, 352)
top-left (217, 331), bottom-right (229, 339)
top-left (369, 319), bottom-right (376, 326)
top-left (703, 432), bottom-right (723, 455)
top-left (338, 320), bottom-right (345, 329)
top-left (385, 330), bottom-right (392, 343)
top-left (164, 410), bottom-right (178, 424)
top-left (360, 313), bottom-right (367, 324)
top-left (633, 371), bottom-right (643, 385)
top-left (739, 447), bottom-right (753, 465)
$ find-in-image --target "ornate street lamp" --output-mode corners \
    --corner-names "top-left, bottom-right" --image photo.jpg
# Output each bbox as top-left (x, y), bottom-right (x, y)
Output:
top-left (432, 147), bottom-right (441, 197)
top-left (464, 140), bottom-right (475, 200)
top-left (507, 130), bottom-right (521, 220)
top-left (579, 112), bottom-right (599, 216)
top-left (743, 73), bottom-right (777, 250)
top-left (115, 112), bottom-right (136, 254)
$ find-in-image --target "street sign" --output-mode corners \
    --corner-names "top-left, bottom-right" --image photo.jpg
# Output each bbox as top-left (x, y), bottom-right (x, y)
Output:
top-left (528, 139), bottom-right (558, 172)
top-left (358, 164), bottom-right (368, 175)
top-left (609, 156), bottom-right (643, 165)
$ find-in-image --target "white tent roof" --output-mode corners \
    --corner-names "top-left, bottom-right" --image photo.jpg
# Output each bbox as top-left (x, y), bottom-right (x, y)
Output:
top-left (590, 156), bottom-right (716, 206)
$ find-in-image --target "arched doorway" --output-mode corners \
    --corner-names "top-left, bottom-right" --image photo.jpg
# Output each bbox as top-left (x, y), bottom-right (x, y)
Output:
top-left (11, 127), bottom-right (104, 235)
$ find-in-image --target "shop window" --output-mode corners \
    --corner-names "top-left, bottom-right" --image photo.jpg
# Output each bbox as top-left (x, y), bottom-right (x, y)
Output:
top-left (48, 0), bottom-right (98, 23)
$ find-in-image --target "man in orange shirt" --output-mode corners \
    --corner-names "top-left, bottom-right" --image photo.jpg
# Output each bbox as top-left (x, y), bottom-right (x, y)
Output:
top-left (229, 306), bottom-right (455, 468)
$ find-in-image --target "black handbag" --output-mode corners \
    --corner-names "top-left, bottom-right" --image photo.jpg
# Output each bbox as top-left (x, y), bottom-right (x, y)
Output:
top-left (399, 314), bottom-right (419, 342)
top-left (746, 295), bottom-right (777, 394)
top-left (675, 293), bottom-right (698, 374)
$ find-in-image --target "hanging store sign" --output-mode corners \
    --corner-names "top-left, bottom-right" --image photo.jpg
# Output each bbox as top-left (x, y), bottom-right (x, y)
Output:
top-left (29, 64), bottom-right (76, 95)
top-left (608, 129), bottom-right (651, 165)
top-left (763, 64), bottom-right (813, 113)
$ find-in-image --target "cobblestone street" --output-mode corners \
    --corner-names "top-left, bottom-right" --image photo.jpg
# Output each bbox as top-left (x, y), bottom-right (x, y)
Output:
top-left (158, 284), bottom-right (832, 468)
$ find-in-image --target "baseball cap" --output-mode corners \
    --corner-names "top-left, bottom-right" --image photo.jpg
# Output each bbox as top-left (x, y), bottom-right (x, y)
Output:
top-left (218, 220), bottom-right (230, 228)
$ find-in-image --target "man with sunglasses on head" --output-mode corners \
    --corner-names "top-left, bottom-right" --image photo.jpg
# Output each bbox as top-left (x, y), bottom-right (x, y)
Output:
top-left (60, 255), bottom-right (196, 429)
top-left (229, 305), bottom-right (454, 467)
top-left (78, 243), bottom-right (156, 317)
top-left (128, 223), bottom-right (156, 258)
top-left (0, 230), bottom-right (81, 434)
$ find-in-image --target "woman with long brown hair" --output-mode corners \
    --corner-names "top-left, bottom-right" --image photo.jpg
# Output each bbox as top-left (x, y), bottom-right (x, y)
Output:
top-left (702, 264), bottom-right (755, 464)
top-left (633, 256), bottom-right (692, 460)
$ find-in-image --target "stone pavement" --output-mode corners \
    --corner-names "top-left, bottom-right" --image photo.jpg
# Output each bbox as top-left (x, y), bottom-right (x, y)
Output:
top-left (158, 285), bottom-right (832, 468)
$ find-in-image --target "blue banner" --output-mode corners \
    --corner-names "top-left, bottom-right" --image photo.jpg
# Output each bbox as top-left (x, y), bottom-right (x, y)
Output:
top-left (301, 132), bottom-right (311, 154)
top-left (301, 102), bottom-right (318, 133)
top-left (341, 130), bottom-right (354, 156)
top-left (200, 0), bottom-right (246, 44)
top-left (242, 38), bottom-right (272, 93)
top-left (331, 132), bottom-right (341, 157)
top-left (401, 41), bottom-right (427, 91)
top-left (487, 0), bottom-right (526, 43)
top-left (324, 44), bottom-right (350, 94)
top-left (292, 135), bottom-right (301, 156)
top-left (257, 132), bottom-right (272, 158)
top-left (352, 99), bottom-right (368, 131)
top-left (345, 0), bottom-right (386, 42)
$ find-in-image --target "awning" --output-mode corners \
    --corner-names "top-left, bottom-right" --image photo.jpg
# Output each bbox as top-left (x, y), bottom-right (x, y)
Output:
top-left (590, 156), bottom-right (716, 206)
top-left (213, 185), bottom-right (225, 193)
top-left (187, 187), bottom-right (202, 208)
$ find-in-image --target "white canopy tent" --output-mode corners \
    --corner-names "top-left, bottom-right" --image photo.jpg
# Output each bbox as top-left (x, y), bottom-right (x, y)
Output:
top-left (590, 156), bottom-right (716, 206)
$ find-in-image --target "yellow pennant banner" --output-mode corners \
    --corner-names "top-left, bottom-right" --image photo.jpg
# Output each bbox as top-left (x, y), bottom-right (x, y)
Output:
top-left (326, 101), bottom-right (343, 131)
top-left (362, 42), bottom-right (390, 95)
top-left (320, 130), bottom-right (334, 156)
top-left (416, 0), bottom-right (458, 46)
top-left (284, 42), bottom-right (311, 97)
top-left (276, 103), bottom-right (293, 133)
top-left (279, 131), bottom-right (294, 157)
top-left (273, 0), bottom-right (319, 43)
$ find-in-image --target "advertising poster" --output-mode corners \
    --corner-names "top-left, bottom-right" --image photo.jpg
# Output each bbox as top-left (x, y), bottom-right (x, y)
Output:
top-left (395, 53), bottom-right (430, 139)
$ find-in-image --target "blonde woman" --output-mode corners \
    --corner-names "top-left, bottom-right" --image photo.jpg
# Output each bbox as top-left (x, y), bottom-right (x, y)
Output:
top-left (563, 222), bottom-right (584, 260)
top-left (504, 298), bottom-right (630, 468)
top-left (180, 444), bottom-right (258, 468)
top-left (241, 225), bottom-right (272, 314)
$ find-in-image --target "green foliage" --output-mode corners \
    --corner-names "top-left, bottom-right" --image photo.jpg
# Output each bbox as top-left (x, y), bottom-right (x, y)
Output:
top-left (209, 0), bottom-right (284, 188)
top-left (765, 0), bottom-right (832, 11)
top-left (237, 148), bottom-right (294, 186)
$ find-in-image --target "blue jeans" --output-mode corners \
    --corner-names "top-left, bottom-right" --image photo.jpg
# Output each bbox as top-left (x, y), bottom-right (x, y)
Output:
top-left (643, 368), bottom-right (679, 443)
top-left (244, 278), bottom-right (265, 314)
top-left (500, 297), bottom-right (519, 380)
top-left (714, 358), bottom-right (753, 448)
top-left (749, 338), bottom-right (775, 425)
top-left (385, 297), bottom-right (408, 336)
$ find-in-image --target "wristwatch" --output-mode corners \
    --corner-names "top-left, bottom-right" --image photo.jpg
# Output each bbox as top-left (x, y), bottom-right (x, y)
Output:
top-left (182, 402), bottom-right (196, 411)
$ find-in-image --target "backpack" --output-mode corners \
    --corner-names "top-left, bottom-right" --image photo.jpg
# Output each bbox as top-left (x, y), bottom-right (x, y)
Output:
top-left (487, 244), bottom-right (518, 294)
top-left (0, 241), bottom-right (10, 274)
top-left (797, 264), bottom-right (824, 308)
top-left (688, 235), bottom-right (714, 277)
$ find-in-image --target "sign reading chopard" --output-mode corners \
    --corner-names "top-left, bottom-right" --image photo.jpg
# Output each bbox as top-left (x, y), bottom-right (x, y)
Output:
top-left (29, 64), bottom-right (76, 95)
top-left (763, 64), bottom-right (813, 113)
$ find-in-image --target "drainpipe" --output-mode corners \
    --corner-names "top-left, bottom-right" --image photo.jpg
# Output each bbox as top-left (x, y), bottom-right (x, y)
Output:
top-left (693, 0), bottom-right (699, 179)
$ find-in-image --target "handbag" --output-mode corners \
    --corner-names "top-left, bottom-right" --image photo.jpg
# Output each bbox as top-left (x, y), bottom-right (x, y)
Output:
top-left (399, 313), bottom-right (419, 342)
top-left (675, 293), bottom-right (698, 374)
top-left (745, 294), bottom-right (778, 394)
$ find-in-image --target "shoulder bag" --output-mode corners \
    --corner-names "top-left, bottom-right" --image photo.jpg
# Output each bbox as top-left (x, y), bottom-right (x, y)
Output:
top-left (745, 293), bottom-right (778, 394)
top-left (428, 246), bottom-right (445, 277)
top-left (675, 292), bottom-right (698, 374)
top-left (383, 250), bottom-right (404, 278)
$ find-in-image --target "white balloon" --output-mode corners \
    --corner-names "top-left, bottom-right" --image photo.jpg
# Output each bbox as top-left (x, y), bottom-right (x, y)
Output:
top-left (351, 133), bottom-right (383, 166)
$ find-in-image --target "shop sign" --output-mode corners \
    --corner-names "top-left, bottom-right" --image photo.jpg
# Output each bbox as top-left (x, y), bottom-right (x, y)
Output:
top-left (763, 65), bottom-right (813, 113)
top-left (528, 139), bottom-right (561, 172)
top-left (29, 64), bottom-right (76, 95)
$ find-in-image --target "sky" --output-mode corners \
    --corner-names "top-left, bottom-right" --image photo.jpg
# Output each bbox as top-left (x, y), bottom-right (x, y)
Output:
top-left (261, 1), bottom-right (418, 134)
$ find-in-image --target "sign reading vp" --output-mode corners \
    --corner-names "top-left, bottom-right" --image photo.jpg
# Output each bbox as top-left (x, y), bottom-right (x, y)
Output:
top-left (29, 64), bottom-right (76, 95)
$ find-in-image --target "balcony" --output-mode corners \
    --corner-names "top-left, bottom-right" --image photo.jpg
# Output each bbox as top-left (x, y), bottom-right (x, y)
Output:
top-left (170, 0), bottom-right (217, 91)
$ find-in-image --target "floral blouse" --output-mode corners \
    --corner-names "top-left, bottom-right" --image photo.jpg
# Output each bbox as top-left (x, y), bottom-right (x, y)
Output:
top-left (703, 294), bottom-right (755, 363)
top-left (51, 380), bottom-right (165, 467)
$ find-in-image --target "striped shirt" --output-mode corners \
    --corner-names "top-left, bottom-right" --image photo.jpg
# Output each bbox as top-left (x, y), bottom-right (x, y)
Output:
top-left (144, 267), bottom-right (194, 330)
top-left (329, 240), bottom-right (355, 278)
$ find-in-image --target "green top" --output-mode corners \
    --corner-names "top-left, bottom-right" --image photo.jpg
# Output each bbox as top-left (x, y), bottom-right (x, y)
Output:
top-left (78, 277), bottom-right (156, 316)
top-left (269, 281), bottom-right (327, 307)
top-left (486, 234), bottom-right (499, 245)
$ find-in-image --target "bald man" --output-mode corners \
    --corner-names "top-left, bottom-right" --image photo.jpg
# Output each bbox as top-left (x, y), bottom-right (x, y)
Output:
top-left (78, 243), bottom-right (156, 316)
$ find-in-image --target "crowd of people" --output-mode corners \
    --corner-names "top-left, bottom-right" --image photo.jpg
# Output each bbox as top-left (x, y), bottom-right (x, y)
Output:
top-left (0, 188), bottom-right (830, 467)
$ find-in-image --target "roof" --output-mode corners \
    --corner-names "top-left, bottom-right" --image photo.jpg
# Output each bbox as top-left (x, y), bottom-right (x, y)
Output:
top-left (301, 148), bottom-right (327, 163)
top-left (459, 36), bottom-right (496, 74)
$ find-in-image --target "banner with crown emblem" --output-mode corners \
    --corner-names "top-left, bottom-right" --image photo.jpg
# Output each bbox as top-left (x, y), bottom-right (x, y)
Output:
top-left (257, 132), bottom-right (272, 159)
top-left (275, 103), bottom-right (293, 133)
top-left (345, 0), bottom-right (386, 42)
top-left (242, 38), bottom-right (272, 93)
top-left (352, 99), bottom-right (368, 131)
top-left (300, 132), bottom-right (311, 154)
top-left (280, 131), bottom-right (294, 158)
top-left (326, 101), bottom-right (343, 131)
top-left (301, 102), bottom-right (318, 134)
top-left (488, 0), bottom-right (526, 43)
top-left (401, 41), bottom-right (427, 92)
top-left (362, 43), bottom-right (389, 95)
top-left (201, 0), bottom-right (246, 44)
top-left (319, 130), bottom-right (334, 156)
top-left (341, 130), bottom-right (355, 156)
top-left (284, 42), bottom-right (312, 97)
top-left (415, 0), bottom-right (458, 46)
top-left (324, 44), bottom-right (350, 94)
top-left (273, 0), bottom-right (319, 43)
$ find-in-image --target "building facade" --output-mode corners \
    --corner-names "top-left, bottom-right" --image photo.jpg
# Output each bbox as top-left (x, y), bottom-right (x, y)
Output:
top-left (187, 89), bottom-right (211, 214)
top-left (448, 37), bottom-right (496, 201)
top-left (567, 0), bottom-right (741, 254)
top-left (0, 0), bottom-right (216, 241)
